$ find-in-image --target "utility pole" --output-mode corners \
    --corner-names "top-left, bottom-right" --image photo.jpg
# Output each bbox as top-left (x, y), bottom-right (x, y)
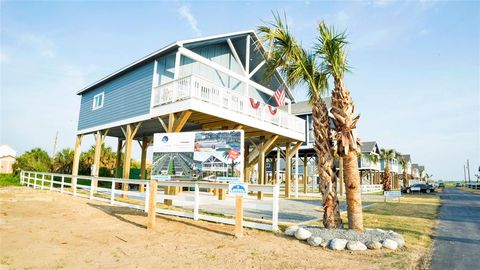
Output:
top-left (51, 131), bottom-right (58, 158)
top-left (463, 164), bottom-right (467, 183)
top-left (467, 159), bottom-right (471, 182)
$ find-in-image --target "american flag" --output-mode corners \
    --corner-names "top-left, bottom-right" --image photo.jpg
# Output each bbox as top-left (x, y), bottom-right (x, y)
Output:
top-left (273, 85), bottom-right (286, 107)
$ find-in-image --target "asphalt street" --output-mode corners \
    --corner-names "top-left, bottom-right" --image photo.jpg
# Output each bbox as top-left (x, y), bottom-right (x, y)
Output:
top-left (431, 188), bottom-right (480, 270)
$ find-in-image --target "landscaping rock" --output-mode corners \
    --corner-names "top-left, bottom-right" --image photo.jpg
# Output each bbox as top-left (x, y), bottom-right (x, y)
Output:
top-left (307, 236), bottom-right (322, 247)
top-left (320, 240), bottom-right (329, 248)
top-left (387, 231), bottom-right (405, 248)
top-left (366, 241), bottom-right (383, 250)
top-left (295, 228), bottom-right (312, 240)
top-left (329, 238), bottom-right (348, 250)
top-left (284, 225), bottom-right (299, 236)
top-left (382, 239), bottom-right (398, 250)
top-left (347, 241), bottom-right (367, 251)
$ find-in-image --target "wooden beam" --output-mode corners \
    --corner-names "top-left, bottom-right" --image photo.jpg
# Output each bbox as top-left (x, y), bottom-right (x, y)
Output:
top-left (263, 135), bottom-right (279, 154)
top-left (234, 195), bottom-right (244, 237)
top-left (173, 110), bottom-right (192, 132)
top-left (92, 130), bottom-right (102, 191)
top-left (158, 117), bottom-right (168, 132)
top-left (168, 113), bottom-right (175, 132)
top-left (115, 138), bottom-right (122, 178)
top-left (122, 124), bottom-right (133, 197)
top-left (139, 136), bottom-right (149, 192)
top-left (227, 38), bottom-right (246, 75)
top-left (286, 142), bottom-right (303, 159)
top-left (304, 153), bottom-right (308, 194)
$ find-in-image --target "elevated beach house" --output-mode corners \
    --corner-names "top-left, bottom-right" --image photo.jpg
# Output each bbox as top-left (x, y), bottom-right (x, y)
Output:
top-left (73, 31), bottom-right (305, 198)
top-left (358, 141), bottom-right (381, 185)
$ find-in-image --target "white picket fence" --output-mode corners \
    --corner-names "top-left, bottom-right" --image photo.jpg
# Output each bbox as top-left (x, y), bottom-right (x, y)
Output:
top-left (20, 171), bottom-right (280, 231)
top-left (466, 182), bottom-right (480, 189)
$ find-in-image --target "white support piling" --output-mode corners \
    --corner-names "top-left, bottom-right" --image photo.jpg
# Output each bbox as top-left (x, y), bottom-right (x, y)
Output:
top-left (110, 181), bottom-right (115, 205)
top-left (193, 183), bottom-right (200, 220)
top-left (41, 174), bottom-right (45, 190)
top-left (272, 183), bottom-right (279, 231)
top-left (61, 176), bottom-right (64, 193)
top-left (144, 182), bottom-right (149, 213)
top-left (89, 177), bottom-right (94, 200)
top-left (50, 175), bottom-right (54, 190)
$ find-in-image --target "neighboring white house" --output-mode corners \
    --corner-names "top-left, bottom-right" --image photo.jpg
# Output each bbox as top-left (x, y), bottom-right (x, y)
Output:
top-left (0, 145), bottom-right (16, 174)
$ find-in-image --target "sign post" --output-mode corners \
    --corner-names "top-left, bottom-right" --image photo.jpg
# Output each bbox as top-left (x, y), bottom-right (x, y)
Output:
top-left (229, 182), bottom-right (248, 237)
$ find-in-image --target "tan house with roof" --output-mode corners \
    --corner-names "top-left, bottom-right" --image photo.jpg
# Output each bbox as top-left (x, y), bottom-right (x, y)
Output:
top-left (0, 145), bottom-right (16, 174)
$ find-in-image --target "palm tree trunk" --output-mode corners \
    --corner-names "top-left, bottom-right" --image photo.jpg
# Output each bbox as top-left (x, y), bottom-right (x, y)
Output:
top-left (383, 164), bottom-right (391, 191)
top-left (312, 97), bottom-right (343, 228)
top-left (331, 79), bottom-right (364, 232)
top-left (344, 151), bottom-right (363, 231)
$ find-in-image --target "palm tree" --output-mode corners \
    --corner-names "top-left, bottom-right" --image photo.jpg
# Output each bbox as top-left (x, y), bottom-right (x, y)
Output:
top-left (380, 149), bottom-right (395, 191)
top-left (315, 21), bottom-right (364, 231)
top-left (419, 167), bottom-right (425, 182)
top-left (258, 13), bottom-right (343, 228)
top-left (52, 148), bottom-right (74, 174)
top-left (367, 153), bottom-right (379, 184)
top-left (223, 151), bottom-right (240, 177)
top-left (399, 158), bottom-right (408, 188)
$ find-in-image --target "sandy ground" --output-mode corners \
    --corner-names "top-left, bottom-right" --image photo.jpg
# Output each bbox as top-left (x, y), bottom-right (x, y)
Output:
top-left (1, 187), bottom-right (408, 270)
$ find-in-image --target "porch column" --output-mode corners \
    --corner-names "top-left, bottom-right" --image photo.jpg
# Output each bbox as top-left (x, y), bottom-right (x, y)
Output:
top-left (285, 143), bottom-right (291, 198)
top-left (92, 129), bottom-right (108, 192)
top-left (121, 123), bottom-right (142, 198)
top-left (257, 136), bottom-right (265, 200)
top-left (303, 154), bottom-right (308, 194)
top-left (244, 145), bottom-right (249, 183)
top-left (115, 138), bottom-right (123, 178)
top-left (139, 136), bottom-right (149, 192)
top-left (271, 155), bottom-right (276, 184)
top-left (72, 134), bottom-right (83, 195)
top-left (294, 151), bottom-right (299, 198)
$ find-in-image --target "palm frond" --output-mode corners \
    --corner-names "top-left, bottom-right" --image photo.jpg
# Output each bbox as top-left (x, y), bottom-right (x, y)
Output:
top-left (315, 21), bottom-right (350, 80)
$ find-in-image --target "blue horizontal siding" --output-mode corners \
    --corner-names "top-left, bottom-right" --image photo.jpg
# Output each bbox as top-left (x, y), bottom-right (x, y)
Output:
top-left (78, 62), bottom-right (154, 130)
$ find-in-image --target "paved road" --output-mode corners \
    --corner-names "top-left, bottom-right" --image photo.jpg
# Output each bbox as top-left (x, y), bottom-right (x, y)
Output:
top-left (431, 188), bottom-right (480, 270)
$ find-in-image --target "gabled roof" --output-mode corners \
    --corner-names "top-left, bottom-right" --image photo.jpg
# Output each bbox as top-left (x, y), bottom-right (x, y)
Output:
top-left (360, 141), bottom-right (379, 154)
top-left (401, 154), bottom-right (411, 162)
top-left (288, 97), bottom-right (332, 115)
top-left (76, 30), bottom-right (294, 101)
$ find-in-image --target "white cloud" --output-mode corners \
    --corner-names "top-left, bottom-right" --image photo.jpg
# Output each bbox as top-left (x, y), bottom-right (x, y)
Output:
top-left (21, 34), bottom-right (56, 58)
top-left (178, 5), bottom-right (201, 37)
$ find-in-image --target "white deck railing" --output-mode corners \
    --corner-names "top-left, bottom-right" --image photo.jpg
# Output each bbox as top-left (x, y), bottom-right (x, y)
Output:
top-left (20, 171), bottom-right (280, 231)
top-left (152, 75), bottom-right (305, 134)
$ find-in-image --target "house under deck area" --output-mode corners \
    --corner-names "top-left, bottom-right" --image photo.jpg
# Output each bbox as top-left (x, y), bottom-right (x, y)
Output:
top-left (71, 30), bottom-right (306, 201)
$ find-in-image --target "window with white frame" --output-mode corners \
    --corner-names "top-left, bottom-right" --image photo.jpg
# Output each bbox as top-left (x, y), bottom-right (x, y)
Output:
top-left (92, 92), bottom-right (104, 110)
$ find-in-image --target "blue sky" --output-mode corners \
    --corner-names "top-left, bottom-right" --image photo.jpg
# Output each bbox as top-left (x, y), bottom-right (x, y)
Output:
top-left (1, 1), bottom-right (479, 181)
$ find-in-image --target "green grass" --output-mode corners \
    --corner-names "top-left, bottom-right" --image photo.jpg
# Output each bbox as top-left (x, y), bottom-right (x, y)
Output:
top-left (0, 174), bottom-right (21, 187)
top-left (458, 186), bottom-right (480, 195)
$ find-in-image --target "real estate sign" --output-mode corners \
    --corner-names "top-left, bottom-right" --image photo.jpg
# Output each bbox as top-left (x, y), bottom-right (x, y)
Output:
top-left (151, 130), bottom-right (244, 182)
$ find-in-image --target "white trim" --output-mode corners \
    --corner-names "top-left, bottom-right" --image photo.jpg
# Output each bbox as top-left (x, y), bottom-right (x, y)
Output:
top-left (178, 30), bottom-right (255, 47)
top-left (245, 35), bottom-right (250, 73)
top-left (92, 92), bottom-right (104, 110)
top-left (77, 113), bottom-right (151, 135)
top-left (148, 59), bottom-right (159, 114)
top-left (227, 38), bottom-right (246, 75)
top-left (248, 60), bottom-right (265, 78)
top-left (179, 47), bottom-right (280, 98)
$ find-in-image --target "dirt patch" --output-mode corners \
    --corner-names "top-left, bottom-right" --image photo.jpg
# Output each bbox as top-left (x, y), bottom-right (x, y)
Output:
top-left (1, 187), bottom-right (417, 269)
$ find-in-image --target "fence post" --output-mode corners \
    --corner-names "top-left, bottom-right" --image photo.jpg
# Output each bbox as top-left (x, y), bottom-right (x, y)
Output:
top-left (89, 177), bottom-right (94, 200)
top-left (41, 174), bottom-right (45, 190)
top-left (33, 173), bottom-right (37, 189)
top-left (50, 175), bottom-right (54, 190)
top-left (147, 180), bottom-right (158, 229)
top-left (193, 183), bottom-right (200, 220)
top-left (144, 182), bottom-right (149, 213)
top-left (272, 184), bottom-right (279, 231)
top-left (61, 176), bottom-right (64, 193)
top-left (110, 180), bottom-right (115, 205)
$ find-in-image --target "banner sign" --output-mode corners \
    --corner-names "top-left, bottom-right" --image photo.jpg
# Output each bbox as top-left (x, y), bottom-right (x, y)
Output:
top-left (151, 130), bottom-right (244, 181)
